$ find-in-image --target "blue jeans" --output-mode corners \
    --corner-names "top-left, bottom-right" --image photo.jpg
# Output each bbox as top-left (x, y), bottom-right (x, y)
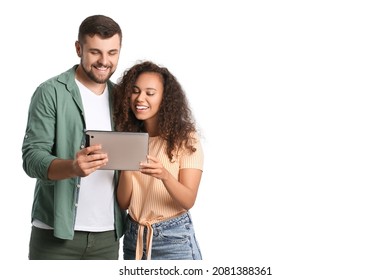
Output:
top-left (123, 212), bottom-right (202, 260)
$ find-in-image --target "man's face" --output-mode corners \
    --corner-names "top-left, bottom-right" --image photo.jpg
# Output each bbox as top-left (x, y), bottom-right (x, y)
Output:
top-left (76, 34), bottom-right (121, 84)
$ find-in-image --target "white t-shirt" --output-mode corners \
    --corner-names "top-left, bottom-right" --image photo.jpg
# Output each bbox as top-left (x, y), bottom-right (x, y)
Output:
top-left (74, 80), bottom-right (115, 232)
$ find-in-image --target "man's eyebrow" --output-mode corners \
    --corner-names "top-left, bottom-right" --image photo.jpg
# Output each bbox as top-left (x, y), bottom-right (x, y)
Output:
top-left (88, 48), bottom-right (119, 52)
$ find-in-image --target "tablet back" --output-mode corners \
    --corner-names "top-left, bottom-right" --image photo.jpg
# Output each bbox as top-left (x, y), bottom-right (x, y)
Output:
top-left (85, 130), bottom-right (149, 170)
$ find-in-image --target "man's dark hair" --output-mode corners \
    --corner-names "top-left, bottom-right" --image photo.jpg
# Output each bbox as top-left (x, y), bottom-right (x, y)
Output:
top-left (78, 15), bottom-right (122, 45)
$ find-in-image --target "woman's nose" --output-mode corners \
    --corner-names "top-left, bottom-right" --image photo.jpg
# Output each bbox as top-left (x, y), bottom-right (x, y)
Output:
top-left (135, 91), bottom-right (146, 101)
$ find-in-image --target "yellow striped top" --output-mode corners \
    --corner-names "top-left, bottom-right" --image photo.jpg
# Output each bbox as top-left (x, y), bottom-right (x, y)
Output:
top-left (128, 134), bottom-right (204, 259)
top-left (129, 134), bottom-right (204, 224)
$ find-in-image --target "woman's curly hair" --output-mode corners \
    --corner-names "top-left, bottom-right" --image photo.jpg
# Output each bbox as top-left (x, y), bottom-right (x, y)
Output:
top-left (113, 61), bottom-right (198, 162)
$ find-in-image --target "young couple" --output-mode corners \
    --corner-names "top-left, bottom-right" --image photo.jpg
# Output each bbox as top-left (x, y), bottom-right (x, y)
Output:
top-left (22, 14), bottom-right (203, 260)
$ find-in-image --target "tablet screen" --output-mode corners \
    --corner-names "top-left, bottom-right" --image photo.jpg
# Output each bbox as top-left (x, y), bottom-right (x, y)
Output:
top-left (85, 130), bottom-right (149, 170)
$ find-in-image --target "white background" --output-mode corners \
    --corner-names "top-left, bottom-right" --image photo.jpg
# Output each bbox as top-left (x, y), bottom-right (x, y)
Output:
top-left (1, 0), bottom-right (390, 279)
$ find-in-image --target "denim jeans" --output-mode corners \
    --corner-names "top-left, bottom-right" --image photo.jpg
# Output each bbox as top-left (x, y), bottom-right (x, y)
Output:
top-left (123, 212), bottom-right (202, 260)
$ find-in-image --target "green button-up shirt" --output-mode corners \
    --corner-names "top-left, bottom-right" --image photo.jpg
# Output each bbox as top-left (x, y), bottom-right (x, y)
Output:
top-left (22, 65), bottom-right (125, 240)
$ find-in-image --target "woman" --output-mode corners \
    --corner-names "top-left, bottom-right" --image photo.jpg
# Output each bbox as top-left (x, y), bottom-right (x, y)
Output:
top-left (113, 61), bottom-right (203, 260)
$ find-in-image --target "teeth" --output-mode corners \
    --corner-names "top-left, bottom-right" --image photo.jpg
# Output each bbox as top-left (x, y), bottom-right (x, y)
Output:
top-left (136, 106), bottom-right (148, 110)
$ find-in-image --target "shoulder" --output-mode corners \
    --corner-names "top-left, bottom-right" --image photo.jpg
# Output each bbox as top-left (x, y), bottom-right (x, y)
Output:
top-left (34, 66), bottom-right (78, 98)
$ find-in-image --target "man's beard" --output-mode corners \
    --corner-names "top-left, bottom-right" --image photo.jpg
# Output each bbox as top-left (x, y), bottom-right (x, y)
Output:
top-left (81, 62), bottom-right (113, 84)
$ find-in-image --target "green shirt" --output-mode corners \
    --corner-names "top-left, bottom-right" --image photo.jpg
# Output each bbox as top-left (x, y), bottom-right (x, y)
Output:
top-left (22, 65), bottom-right (125, 240)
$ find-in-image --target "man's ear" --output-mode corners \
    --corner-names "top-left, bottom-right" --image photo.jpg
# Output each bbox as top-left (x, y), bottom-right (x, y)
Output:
top-left (75, 41), bottom-right (82, 57)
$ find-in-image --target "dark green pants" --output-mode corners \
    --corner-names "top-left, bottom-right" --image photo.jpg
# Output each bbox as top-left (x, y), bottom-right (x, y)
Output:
top-left (29, 226), bottom-right (119, 260)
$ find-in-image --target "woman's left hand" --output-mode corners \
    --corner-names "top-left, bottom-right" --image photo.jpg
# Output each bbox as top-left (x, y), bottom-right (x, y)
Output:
top-left (139, 155), bottom-right (168, 180)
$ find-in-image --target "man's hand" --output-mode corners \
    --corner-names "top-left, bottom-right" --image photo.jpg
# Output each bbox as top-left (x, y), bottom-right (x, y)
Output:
top-left (73, 144), bottom-right (108, 177)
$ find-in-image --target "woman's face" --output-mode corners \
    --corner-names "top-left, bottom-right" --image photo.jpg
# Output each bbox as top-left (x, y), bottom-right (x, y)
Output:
top-left (130, 72), bottom-right (164, 125)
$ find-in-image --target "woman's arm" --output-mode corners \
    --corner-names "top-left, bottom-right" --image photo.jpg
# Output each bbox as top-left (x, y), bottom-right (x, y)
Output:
top-left (116, 171), bottom-right (133, 210)
top-left (139, 155), bottom-right (202, 210)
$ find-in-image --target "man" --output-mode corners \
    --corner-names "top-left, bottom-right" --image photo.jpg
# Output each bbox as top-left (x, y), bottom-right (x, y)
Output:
top-left (22, 15), bottom-right (125, 260)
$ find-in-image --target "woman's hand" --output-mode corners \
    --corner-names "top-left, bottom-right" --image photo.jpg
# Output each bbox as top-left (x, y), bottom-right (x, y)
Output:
top-left (139, 155), bottom-right (168, 180)
top-left (139, 154), bottom-right (202, 210)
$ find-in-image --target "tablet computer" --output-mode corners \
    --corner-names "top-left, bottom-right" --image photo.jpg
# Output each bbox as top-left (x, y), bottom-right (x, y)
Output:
top-left (85, 130), bottom-right (149, 170)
